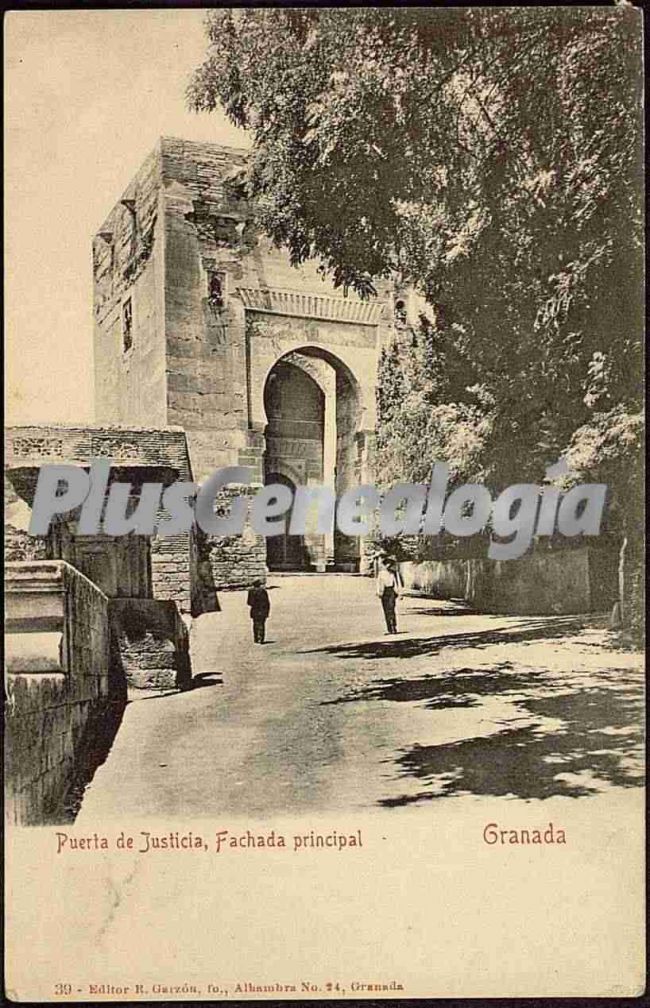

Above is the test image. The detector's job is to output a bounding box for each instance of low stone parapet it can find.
[400,546,615,615]
[5,560,123,826]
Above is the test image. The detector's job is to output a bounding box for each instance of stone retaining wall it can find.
[400,546,615,615]
[5,561,124,826]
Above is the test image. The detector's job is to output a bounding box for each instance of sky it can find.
[5,10,249,424]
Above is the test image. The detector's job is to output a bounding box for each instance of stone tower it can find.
[93,137,394,578]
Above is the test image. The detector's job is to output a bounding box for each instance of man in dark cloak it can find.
[246,579,270,643]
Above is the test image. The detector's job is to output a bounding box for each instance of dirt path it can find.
[75,575,644,821]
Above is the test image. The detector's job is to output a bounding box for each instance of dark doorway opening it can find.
[264,472,309,571]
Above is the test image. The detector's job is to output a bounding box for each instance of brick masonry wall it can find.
[5,424,192,475]
[4,476,49,563]
[5,562,124,826]
[151,532,192,611]
[203,485,267,589]
[109,597,191,691]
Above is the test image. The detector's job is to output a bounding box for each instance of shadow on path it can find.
[302,615,590,661]
[378,682,644,806]
[125,673,224,703]
[191,672,224,689]
[324,662,546,709]
[314,620,644,807]
[60,700,127,823]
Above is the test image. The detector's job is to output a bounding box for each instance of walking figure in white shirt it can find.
[376,556,402,634]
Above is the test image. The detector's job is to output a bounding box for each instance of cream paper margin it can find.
[5,795,645,999]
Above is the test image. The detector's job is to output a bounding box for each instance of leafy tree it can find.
[190,8,643,623]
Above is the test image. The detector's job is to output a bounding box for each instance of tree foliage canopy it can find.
[190,8,643,508]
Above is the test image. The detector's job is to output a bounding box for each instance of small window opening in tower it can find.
[122,297,133,353]
[208,271,225,311]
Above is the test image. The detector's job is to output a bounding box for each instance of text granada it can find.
[351,982,405,991]
[483,822,567,845]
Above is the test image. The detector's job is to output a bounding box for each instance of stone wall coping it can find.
[62,560,110,603]
[5,425,190,472]
[109,596,181,611]
[5,423,187,435]
[5,423,192,489]
[6,461,180,475]
[5,559,109,602]
[5,560,66,594]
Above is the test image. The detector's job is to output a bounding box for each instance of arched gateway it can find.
[262,347,363,571]
[90,137,394,586]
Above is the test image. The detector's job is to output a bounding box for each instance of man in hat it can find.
[246,579,271,643]
[376,556,402,634]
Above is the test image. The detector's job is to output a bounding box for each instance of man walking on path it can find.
[376,556,402,634]
[247,579,270,643]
